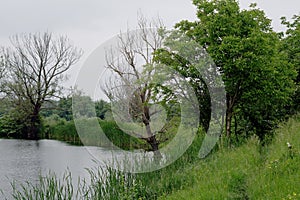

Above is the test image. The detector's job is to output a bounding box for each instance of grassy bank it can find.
[6,116,300,199]
[160,116,300,200]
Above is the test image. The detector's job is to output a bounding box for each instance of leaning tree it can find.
[103,17,165,158]
[0,32,82,139]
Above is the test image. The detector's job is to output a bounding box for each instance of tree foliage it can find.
[175,0,296,140]
[153,33,212,133]
[281,15,300,112]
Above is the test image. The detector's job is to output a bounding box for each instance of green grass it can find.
[8,167,147,200]
[10,172,75,200]
[7,115,300,199]
[160,116,300,200]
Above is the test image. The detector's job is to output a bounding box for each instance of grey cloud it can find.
[0,0,196,37]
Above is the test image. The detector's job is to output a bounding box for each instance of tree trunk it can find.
[198,91,211,133]
[27,106,41,140]
[225,111,232,138]
[141,103,162,161]
[225,94,234,138]
[147,135,162,160]
[234,115,239,142]
[145,124,162,161]
[27,115,39,139]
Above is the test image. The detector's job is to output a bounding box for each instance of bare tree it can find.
[0,55,6,94]
[103,17,165,159]
[1,32,82,139]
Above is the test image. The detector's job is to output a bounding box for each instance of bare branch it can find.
[0,32,82,139]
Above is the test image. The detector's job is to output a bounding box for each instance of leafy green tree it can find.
[175,0,296,140]
[56,97,73,121]
[281,15,300,113]
[153,48,211,132]
[72,94,95,118]
[41,97,74,121]
[0,106,29,138]
[95,99,110,120]
[0,32,82,139]
[41,96,111,121]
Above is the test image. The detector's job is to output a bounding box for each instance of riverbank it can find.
[4,116,300,199]
[42,117,179,150]
[0,118,146,149]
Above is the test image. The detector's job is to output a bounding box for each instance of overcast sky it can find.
[0,0,299,90]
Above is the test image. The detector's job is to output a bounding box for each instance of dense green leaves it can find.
[153,48,211,132]
[281,15,300,113]
[176,0,296,140]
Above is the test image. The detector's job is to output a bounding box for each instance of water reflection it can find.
[0,139,101,198]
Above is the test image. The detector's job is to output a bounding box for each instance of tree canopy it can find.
[281,15,300,113]
[175,0,296,140]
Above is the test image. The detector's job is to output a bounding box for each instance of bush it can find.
[0,112,28,139]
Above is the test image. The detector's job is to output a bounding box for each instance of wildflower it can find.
[287,142,292,149]
[293,192,296,196]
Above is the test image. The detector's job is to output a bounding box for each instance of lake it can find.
[0,139,107,199]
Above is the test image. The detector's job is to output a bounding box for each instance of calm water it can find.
[0,139,106,199]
